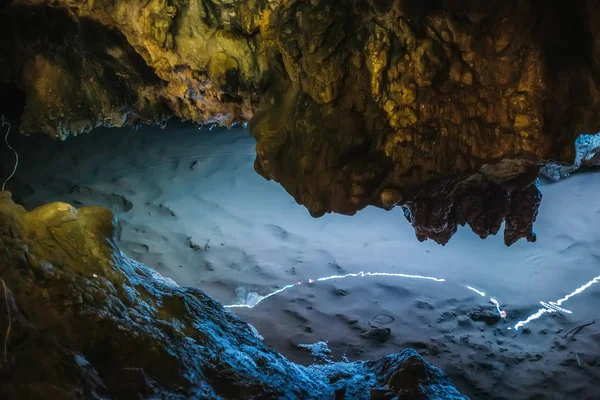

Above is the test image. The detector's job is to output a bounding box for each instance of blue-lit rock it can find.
[0,192,466,399]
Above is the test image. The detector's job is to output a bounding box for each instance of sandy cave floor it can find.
[2,123,600,399]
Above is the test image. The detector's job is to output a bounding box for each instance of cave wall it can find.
[0,191,467,399]
[3,3,600,397]
[3,0,600,244]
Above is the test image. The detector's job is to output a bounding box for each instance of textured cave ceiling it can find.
[2,0,600,245]
[3,1,600,399]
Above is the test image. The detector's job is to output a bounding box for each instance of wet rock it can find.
[0,192,467,399]
[361,326,392,342]
[71,185,133,213]
[468,306,502,325]
[186,236,201,251]
[415,300,434,310]
[385,353,429,392]
[370,388,395,399]
[437,311,457,323]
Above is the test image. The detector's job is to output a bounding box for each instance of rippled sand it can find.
[3,123,599,399]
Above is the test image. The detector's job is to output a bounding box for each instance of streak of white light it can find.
[540,301,572,314]
[466,286,486,297]
[224,271,445,309]
[315,271,446,283]
[512,274,600,330]
[511,308,553,331]
[225,268,599,332]
[490,298,506,318]
[224,284,296,309]
[555,275,600,306]
[468,287,505,317]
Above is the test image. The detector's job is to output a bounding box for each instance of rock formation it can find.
[3,2,600,397]
[0,192,467,399]
[2,1,600,245]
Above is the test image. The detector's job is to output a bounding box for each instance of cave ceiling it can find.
[2,0,600,245]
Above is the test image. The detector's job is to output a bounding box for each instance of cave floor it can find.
[2,124,600,399]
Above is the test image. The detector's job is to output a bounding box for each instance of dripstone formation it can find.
[2,1,600,244]
[2,2,600,398]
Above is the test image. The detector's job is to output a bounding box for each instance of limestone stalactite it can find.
[2,1,600,244]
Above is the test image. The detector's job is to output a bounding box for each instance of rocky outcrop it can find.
[0,192,466,399]
[3,1,600,244]
[248,1,599,245]
[401,159,541,245]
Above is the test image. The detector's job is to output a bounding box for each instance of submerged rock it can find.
[0,192,466,399]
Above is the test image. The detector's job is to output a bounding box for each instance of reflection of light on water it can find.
[511,274,600,330]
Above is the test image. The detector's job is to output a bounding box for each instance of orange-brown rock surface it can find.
[3,0,600,244]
